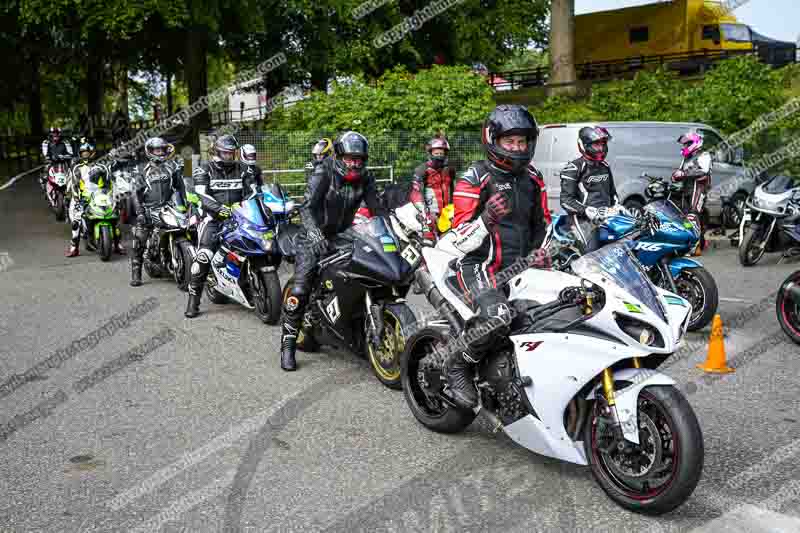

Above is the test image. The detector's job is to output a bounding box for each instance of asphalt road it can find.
[1,170,799,533]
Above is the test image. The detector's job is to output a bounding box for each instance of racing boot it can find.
[444,348,483,409]
[65,244,80,257]
[130,260,142,287]
[279,319,299,371]
[185,287,201,318]
[114,233,127,255]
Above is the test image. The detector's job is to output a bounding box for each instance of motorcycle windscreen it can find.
[237,197,269,230]
[348,217,411,283]
[763,175,797,194]
[572,242,667,322]
[645,200,684,223]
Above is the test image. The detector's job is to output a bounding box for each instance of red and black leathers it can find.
[673,151,712,250]
[452,160,547,287]
[408,162,455,238]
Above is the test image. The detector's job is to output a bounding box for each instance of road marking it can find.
[720,297,754,304]
[690,504,800,532]
[0,165,45,192]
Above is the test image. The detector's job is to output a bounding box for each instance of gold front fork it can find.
[632,357,641,369]
[602,368,616,406]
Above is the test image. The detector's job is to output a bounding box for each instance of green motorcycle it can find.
[83,184,121,262]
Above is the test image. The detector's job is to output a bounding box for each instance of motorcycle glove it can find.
[585,206,599,224]
[480,192,511,230]
[217,205,232,219]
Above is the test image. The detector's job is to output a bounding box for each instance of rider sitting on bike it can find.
[130,137,188,287]
[444,104,550,409]
[185,134,255,318]
[42,127,74,191]
[280,131,384,371]
[672,132,712,256]
[560,126,628,254]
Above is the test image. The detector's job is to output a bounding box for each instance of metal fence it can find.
[199,129,485,199]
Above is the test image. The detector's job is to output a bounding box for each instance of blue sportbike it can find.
[546,199,719,332]
[204,183,296,324]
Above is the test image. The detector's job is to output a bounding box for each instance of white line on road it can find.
[0,165,45,192]
[720,297,755,304]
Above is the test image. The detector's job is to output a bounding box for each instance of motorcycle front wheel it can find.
[584,385,704,515]
[98,225,113,262]
[367,302,416,390]
[738,224,768,266]
[174,240,192,292]
[253,270,282,325]
[776,271,800,345]
[54,192,66,222]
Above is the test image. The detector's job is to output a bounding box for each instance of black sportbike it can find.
[279,217,419,389]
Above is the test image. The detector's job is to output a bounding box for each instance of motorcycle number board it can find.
[401,244,420,266]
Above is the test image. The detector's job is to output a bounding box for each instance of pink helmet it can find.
[678,132,703,158]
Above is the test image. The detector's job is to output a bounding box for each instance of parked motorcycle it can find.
[45,154,72,221]
[204,190,287,324]
[544,181,718,332]
[402,233,703,515]
[279,216,419,389]
[738,174,800,266]
[142,204,198,291]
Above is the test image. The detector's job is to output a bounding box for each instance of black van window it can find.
[630,27,649,43]
[703,25,721,44]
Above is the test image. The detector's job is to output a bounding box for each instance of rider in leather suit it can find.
[130,137,188,287]
[408,135,455,239]
[444,105,550,409]
[560,126,627,253]
[280,131,383,371]
[184,134,255,317]
[672,132,712,254]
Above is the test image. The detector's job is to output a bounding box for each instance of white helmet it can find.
[241,144,257,166]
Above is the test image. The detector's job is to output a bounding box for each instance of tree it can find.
[548,0,576,96]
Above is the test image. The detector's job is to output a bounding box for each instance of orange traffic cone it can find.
[697,314,734,373]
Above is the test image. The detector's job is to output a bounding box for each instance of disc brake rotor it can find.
[604,411,662,479]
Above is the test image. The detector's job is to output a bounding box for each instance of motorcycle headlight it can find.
[615,313,664,348]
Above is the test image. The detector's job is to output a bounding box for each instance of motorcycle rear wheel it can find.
[401,327,476,433]
[585,385,704,515]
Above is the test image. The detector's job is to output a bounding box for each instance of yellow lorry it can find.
[574,0,795,69]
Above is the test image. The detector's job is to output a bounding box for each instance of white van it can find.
[533,121,752,226]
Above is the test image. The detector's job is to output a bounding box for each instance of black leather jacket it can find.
[46,141,72,161]
[560,157,618,218]
[133,161,187,213]
[192,161,255,218]
[300,158,382,237]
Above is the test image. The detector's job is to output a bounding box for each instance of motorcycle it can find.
[82,183,121,262]
[142,204,198,291]
[545,178,719,332]
[204,190,287,324]
[279,215,419,389]
[402,232,704,515]
[46,155,72,221]
[738,174,800,266]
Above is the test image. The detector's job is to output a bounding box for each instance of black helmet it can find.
[578,126,612,162]
[334,131,369,182]
[212,134,239,167]
[482,105,538,173]
[145,137,173,163]
[79,138,96,161]
[312,138,334,161]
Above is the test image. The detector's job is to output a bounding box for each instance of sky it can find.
[575,0,798,44]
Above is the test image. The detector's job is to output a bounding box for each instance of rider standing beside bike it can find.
[444,104,549,409]
[672,132,711,256]
[185,134,253,318]
[130,137,188,287]
[560,126,626,254]
[240,143,265,194]
[408,135,455,239]
[280,131,384,371]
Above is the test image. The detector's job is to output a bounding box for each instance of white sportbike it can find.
[401,225,704,515]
